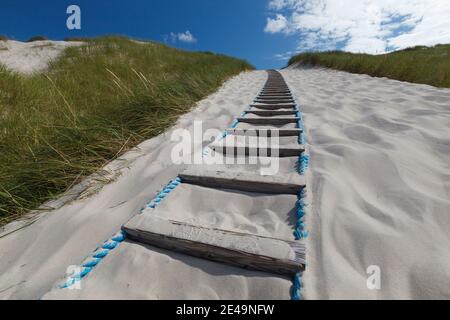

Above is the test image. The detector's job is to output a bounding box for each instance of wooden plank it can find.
[256,95,294,100]
[260,93,291,96]
[237,117,299,125]
[210,141,304,157]
[259,91,292,96]
[255,97,294,100]
[250,104,296,110]
[123,215,305,276]
[258,97,293,100]
[263,86,288,89]
[246,110,297,116]
[261,87,290,92]
[258,94,292,97]
[259,92,292,95]
[226,128,302,137]
[254,100,295,104]
[179,168,305,194]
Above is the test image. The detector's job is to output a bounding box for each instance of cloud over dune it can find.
[265,0,450,55]
[169,30,197,43]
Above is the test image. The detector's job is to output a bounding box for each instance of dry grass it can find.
[0,36,253,224]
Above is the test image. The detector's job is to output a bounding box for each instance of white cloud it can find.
[265,0,450,54]
[169,30,197,43]
[265,14,290,33]
[274,51,297,61]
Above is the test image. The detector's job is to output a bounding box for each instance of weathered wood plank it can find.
[260,89,291,92]
[261,90,289,92]
[255,97,294,101]
[246,110,297,116]
[237,117,299,125]
[254,100,295,104]
[210,141,304,157]
[258,94,293,98]
[123,215,305,276]
[250,104,296,110]
[179,168,305,194]
[226,128,302,137]
[261,87,290,92]
[259,92,292,95]
[263,86,289,89]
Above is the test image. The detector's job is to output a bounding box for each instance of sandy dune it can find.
[282,66,450,299]
[0,40,82,74]
[1,64,449,299]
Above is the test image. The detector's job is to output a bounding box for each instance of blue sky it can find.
[0,0,297,69]
[1,1,449,69]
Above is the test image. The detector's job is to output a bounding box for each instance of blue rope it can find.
[292,273,303,300]
[298,152,310,175]
[144,177,181,210]
[292,95,309,300]
[293,188,309,240]
[60,231,126,289]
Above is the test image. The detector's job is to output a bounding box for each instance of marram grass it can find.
[0,36,253,224]
[288,44,450,88]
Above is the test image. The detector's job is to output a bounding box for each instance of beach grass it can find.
[288,44,450,88]
[0,36,253,224]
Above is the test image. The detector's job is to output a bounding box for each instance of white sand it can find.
[0,40,83,74]
[2,64,449,300]
[282,66,450,299]
[44,241,291,300]
[0,70,274,299]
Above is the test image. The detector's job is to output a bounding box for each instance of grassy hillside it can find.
[288,44,450,88]
[0,36,253,224]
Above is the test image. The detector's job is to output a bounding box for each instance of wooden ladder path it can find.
[123,70,306,277]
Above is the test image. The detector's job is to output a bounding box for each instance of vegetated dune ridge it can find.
[0,40,83,74]
[288,44,450,89]
[0,37,252,225]
[282,66,450,299]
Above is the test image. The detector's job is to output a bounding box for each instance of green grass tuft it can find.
[0,36,253,224]
[288,44,450,88]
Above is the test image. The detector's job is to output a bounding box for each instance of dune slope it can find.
[282,66,450,299]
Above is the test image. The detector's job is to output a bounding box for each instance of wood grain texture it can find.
[226,128,302,137]
[254,99,295,104]
[179,168,305,194]
[246,110,297,116]
[123,215,305,276]
[210,142,304,157]
[237,117,300,125]
[250,104,296,110]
